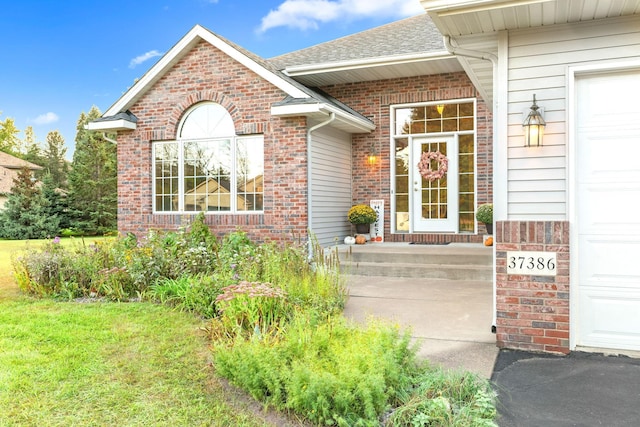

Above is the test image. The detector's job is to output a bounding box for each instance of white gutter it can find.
[442,35,499,333]
[284,51,458,76]
[306,112,336,257]
[443,35,497,63]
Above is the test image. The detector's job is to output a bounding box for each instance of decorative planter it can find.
[484,222,493,235]
[355,223,370,234]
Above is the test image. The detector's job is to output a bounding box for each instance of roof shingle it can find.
[269,14,444,70]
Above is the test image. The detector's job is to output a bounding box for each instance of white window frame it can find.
[152,103,264,214]
[389,98,478,234]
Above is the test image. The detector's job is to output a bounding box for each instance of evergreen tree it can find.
[43,130,68,189]
[0,167,59,239]
[41,172,70,231]
[68,106,117,234]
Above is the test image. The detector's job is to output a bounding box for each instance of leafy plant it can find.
[387,369,497,426]
[147,274,223,318]
[215,281,290,336]
[347,204,377,224]
[475,203,493,224]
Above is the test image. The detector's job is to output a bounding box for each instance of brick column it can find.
[495,220,570,354]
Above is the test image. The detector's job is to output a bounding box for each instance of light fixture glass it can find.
[436,104,445,116]
[523,94,545,147]
[367,143,378,166]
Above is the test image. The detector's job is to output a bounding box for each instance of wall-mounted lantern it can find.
[367,143,378,166]
[523,94,545,147]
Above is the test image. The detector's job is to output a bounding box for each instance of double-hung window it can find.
[153,102,264,213]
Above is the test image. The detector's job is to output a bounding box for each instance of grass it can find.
[0,238,274,427]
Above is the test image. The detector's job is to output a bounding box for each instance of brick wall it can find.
[322,72,493,243]
[117,40,309,243]
[495,220,570,354]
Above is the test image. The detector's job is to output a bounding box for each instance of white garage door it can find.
[575,69,640,352]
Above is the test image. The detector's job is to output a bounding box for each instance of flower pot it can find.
[355,223,370,234]
[484,222,493,235]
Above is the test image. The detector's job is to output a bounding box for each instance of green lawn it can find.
[0,238,273,427]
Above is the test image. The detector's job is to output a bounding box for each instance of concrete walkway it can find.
[343,274,498,378]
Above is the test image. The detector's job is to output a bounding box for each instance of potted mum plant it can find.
[347,204,377,234]
[476,203,493,235]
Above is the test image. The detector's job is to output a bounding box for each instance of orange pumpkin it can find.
[355,235,367,245]
[484,236,493,246]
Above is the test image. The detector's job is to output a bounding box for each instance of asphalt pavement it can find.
[492,350,640,427]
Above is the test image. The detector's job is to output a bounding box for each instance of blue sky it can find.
[1,0,423,158]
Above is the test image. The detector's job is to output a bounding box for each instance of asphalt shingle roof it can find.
[0,151,43,171]
[269,14,444,70]
[213,30,373,125]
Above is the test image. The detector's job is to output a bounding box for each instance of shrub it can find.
[347,204,377,224]
[475,203,493,224]
[387,369,497,426]
[215,281,291,336]
[146,274,224,318]
[213,314,420,426]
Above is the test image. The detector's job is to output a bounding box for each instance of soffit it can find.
[421,0,640,36]
[284,55,464,87]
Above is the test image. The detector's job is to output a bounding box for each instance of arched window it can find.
[153,102,264,213]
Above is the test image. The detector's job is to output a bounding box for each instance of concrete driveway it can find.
[343,274,498,378]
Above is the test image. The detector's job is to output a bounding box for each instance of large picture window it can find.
[153,103,264,213]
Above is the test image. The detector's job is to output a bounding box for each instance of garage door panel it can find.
[578,184,640,234]
[580,236,640,289]
[579,289,640,351]
[577,133,640,183]
[576,69,640,352]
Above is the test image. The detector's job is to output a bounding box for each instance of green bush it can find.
[147,274,224,318]
[387,369,497,426]
[213,314,420,426]
[475,203,493,224]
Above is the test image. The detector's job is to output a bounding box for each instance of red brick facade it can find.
[495,220,570,354]
[117,41,493,245]
[116,41,310,242]
[322,72,493,244]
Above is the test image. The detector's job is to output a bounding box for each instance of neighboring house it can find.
[421,0,640,355]
[88,0,640,356]
[0,151,43,210]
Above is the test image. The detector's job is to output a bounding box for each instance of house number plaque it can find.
[507,251,557,276]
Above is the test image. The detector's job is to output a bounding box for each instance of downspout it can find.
[102,133,118,144]
[306,112,336,259]
[443,35,499,333]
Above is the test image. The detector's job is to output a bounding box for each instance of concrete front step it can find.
[340,261,493,280]
[334,242,493,280]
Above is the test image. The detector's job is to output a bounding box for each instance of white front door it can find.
[575,69,640,352]
[412,136,458,232]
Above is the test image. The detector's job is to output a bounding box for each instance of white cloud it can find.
[129,50,163,68]
[258,0,424,33]
[31,112,59,125]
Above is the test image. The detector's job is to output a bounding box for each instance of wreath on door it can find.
[417,151,449,182]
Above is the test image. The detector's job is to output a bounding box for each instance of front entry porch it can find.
[337,243,497,378]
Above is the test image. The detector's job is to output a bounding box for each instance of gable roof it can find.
[0,151,42,171]
[89,25,375,134]
[268,14,463,87]
[0,153,42,197]
[0,165,17,195]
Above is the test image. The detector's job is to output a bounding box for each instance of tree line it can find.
[0,106,117,239]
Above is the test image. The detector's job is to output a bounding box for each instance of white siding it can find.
[310,126,352,247]
[506,15,640,219]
